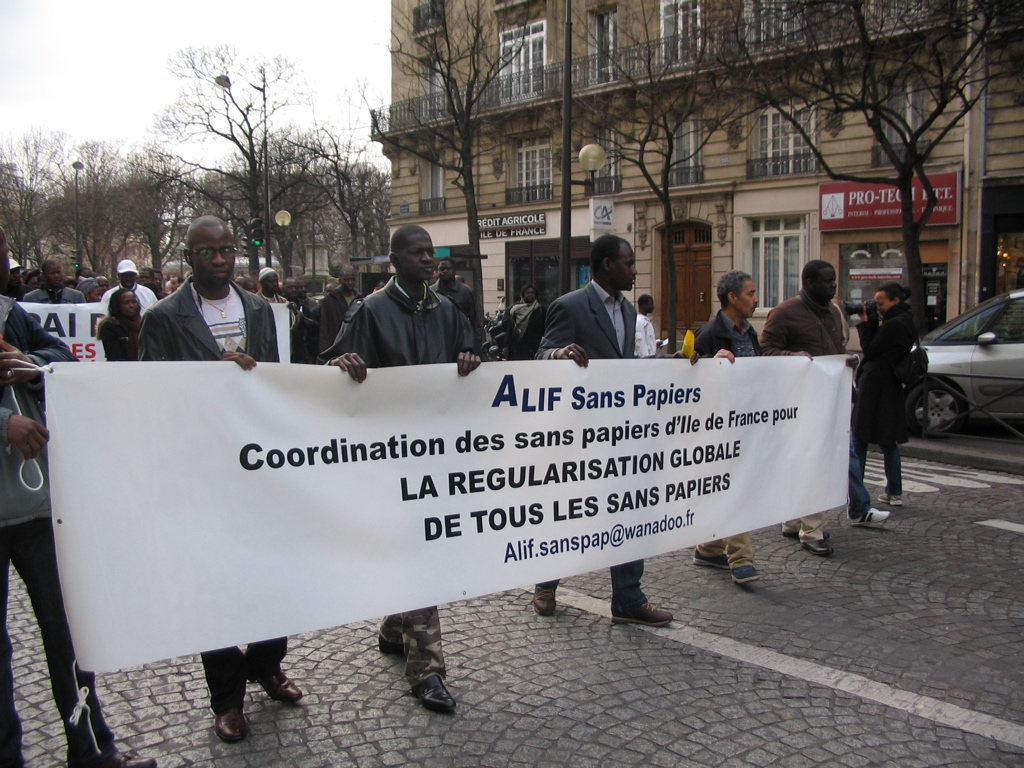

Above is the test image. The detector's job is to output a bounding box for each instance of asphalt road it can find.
[9,453,1024,767]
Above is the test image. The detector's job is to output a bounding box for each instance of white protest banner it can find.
[21,301,291,362]
[45,356,851,671]
[21,302,106,361]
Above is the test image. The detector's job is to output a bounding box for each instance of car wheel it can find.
[905,381,967,436]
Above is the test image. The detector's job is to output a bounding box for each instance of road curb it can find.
[901,437,1024,476]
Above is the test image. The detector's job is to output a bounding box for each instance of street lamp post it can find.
[215,72,273,270]
[559,0,574,296]
[558,4,609,296]
[72,161,84,267]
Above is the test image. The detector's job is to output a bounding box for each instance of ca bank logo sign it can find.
[822,193,845,220]
[590,198,614,233]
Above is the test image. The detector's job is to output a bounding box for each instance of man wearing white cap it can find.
[100,260,158,314]
[257,267,287,303]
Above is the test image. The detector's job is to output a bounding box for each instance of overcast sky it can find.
[0,0,392,152]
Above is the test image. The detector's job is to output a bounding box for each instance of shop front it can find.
[980,183,1024,300]
[819,172,961,330]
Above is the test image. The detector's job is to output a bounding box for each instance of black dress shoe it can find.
[96,752,158,768]
[256,670,303,703]
[802,538,834,556]
[378,636,405,656]
[214,707,248,742]
[411,674,456,713]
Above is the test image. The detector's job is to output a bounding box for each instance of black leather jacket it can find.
[138,279,279,363]
[319,278,474,368]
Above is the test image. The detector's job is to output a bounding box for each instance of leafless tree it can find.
[50,141,133,276]
[153,46,308,273]
[123,149,201,270]
[0,130,66,267]
[718,0,1023,329]
[372,0,532,254]
[577,0,743,348]
[293,125,391,264]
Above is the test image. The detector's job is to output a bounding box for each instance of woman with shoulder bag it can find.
[848,282,917,526]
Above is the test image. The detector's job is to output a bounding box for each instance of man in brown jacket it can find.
[759,260,847,556]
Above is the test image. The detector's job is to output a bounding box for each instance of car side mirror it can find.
[977,331,997,345]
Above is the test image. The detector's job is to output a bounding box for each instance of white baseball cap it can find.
[116,259,138,274]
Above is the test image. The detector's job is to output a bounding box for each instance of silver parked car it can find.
[906,289,1024,435]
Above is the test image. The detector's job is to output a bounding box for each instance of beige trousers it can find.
[697,534,754,568]
[781,512,827,542]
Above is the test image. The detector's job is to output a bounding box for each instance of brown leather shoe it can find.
[96,752,158,768]
[256,670,303,703]
[214,707,247,742]
[611,602,673,627]
[532,586,556,616]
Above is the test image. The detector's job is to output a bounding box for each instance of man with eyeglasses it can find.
[138,216,302,743]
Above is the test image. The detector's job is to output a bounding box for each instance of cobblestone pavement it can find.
[9,455,1024,767]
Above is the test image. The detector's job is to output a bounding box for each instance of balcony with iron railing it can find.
[589,175,622,195]
[372,32,710,136]
[747,152,818,179]
[506,184,552,205]
[669,165,705,187]
[373,3,956,137]
[419,197,446,215]
[872,143,910,167]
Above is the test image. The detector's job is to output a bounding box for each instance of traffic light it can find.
[249,218,265,248]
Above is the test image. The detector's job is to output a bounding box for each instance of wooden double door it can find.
[661,222,713,333]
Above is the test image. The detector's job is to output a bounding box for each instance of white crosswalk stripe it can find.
[864,456,1024,494]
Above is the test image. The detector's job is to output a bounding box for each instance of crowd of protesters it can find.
[1,217,918,766]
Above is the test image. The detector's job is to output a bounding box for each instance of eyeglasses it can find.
[191,246,238,259]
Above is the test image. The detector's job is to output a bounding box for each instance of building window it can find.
[592,127,621,194]
[507,136,552,204]
[873,85,927,166]
[661,0,702,64]
[750,217,804,308]
[420,162,446,214]
[419,61,445,121]
[670,119,704,186]
[414,0,445,33]
[500,21,546,102]
[749,107,816,178]
[589,10,618,83]
[744,0,802,48]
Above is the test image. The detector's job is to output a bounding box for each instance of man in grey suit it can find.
[22,260,85,304]
[531,234,673,627]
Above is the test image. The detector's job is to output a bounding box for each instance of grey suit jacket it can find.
[536,282,636,360]
[22,287,86,304]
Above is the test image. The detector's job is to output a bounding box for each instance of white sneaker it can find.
[877,493,903,506]
[851,508,890,527]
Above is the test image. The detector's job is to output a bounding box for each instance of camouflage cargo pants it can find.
[379,606,446,686]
